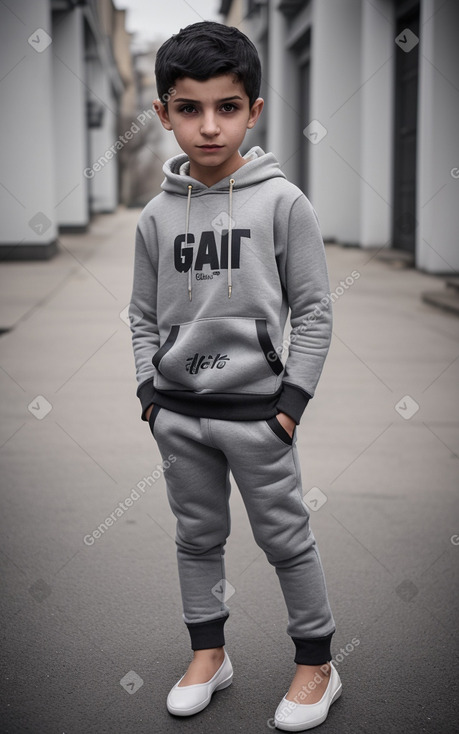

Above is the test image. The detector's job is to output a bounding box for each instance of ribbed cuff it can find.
[186,615,229,650]
[136,377,156,421]
[292,632,334,665]
[276,383,312,424]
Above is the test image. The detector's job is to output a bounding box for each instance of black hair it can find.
[155,21,261,107]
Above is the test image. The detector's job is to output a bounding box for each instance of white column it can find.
[266,0,284,163]
[0,0,57,257]
[52,7,89,229]
[417,0,459,273]
[359,0,394,247]
[309,0,362,243]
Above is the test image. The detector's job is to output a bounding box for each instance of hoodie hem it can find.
[151,388,283,421]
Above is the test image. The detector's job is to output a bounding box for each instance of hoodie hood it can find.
[160,146,286,196]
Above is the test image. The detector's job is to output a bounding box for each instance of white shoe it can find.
[274,662,342,731]
[166,650,233,716]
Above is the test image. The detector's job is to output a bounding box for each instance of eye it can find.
[179,104,196,114]
[221,103,238,112]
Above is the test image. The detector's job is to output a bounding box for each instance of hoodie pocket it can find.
[152,317,283,394]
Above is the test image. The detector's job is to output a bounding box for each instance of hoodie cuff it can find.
[276,383,312,425]
[137,377,156,421]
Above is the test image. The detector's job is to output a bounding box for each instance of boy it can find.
[129,21,341,731]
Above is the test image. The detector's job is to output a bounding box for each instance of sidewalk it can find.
[0,206,458,733]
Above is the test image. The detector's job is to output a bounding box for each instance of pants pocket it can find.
[148,404,162,437]
[265,415,294,446]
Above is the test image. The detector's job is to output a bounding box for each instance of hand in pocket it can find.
[275,412,296,438]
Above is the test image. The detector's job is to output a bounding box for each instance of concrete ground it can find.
[0,206,458,733]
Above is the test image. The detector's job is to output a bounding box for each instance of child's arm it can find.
[129,219,160,421]
[276,194,333,425]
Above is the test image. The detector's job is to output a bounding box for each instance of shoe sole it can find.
[274,681,342,731]
[167,673,233,717]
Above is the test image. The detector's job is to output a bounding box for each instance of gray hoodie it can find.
[129,146,332,424]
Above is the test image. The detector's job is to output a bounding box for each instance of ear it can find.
[153,98,173,131]
[247,97,264,129]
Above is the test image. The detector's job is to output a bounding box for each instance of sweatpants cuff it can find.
[292,632,334,665]
[186,615,229,650]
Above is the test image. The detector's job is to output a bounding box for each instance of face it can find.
[154,74,263,187]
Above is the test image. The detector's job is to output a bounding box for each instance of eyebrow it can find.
[173,96,244,104]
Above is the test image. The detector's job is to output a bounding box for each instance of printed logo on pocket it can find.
[186,353,230,374]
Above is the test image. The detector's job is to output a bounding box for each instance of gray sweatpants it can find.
[149,405,336,665]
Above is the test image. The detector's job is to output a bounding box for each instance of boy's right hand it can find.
[145,404,154,422]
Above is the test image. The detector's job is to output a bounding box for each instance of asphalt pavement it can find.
[0,206,458,733]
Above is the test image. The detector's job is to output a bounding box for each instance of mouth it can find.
[197,145,223,151]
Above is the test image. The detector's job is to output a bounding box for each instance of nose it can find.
[200,111,219,137]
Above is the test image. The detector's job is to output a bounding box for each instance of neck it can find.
[189,152,246,187]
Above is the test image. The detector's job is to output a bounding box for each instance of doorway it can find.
[392,0,420,253]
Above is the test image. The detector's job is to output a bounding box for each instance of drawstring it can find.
[185,184,193,301]
[184,178,235,301]
[228,178,235,298]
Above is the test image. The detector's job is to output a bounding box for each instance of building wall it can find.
[86,55,119,214]
[359,0,394,248]
[0,0,58,258]
[113,9,136,121]
[52,8,89,229]
[0,0,128,259]
[222,0,459,274]
[417,0,459,272]
[224,0,248,34]
[309,0,362,243]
